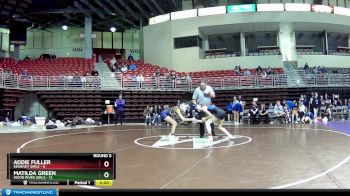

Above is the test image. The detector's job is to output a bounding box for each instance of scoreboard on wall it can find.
[7,153,116,186]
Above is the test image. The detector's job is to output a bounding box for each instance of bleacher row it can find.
[0,57,94,76]
[2,57,284,79]
[35,87,350,121]
[0,89,25,115]
[36,90,185,121]
[109,59,284,78]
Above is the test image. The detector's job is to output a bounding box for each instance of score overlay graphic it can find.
[7,153,116,186]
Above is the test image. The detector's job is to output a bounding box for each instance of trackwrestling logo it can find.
[2,188,57,196]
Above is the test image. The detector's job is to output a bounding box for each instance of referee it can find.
[192,80,216,138]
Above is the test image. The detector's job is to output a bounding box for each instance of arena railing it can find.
[1,72,350,91]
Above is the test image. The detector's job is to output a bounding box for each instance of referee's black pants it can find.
[197,111,215,138]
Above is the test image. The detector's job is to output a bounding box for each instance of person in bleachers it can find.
[304,63,309,70]
[21,69,30,79]
[152,105,162,126]
[267,102,274,113]
[313,66,318,74]
[80,74,87,87]
[129,63,137,71]
[332,69,338,74]
[261,70,267,78]
[234,66,241,75]
[274,101,285,118]
[143,106,151,126]
[91,70,99,76]
[52,54,56,59]
[110,57,117,66]
[320,66,326,74]
[243,69,251,76]
[249,102,259,124]
[256,65,263,74]
[127,53,134,61]
[24,55,30,60]
[291,100,299,123]
[114,94,125,126]
[169,70,176,80]
[266,66,273,75]
[120,63,128,72]
[155,69,161,77]
[185,74,192,82]
[136,74,144,88]
[111,64,118,72]
[259,103,270,124]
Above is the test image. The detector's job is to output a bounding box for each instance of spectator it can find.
[291,100,299,123]
[313,66,318,74]
[129,63,137,71]
[121,64,128,72]
[155,69,161,77]
[310,92,321,120]
[136,74,144,88]
[152,105,162,126]
[274,101,285,117]
[91,70,99,76]
[143,106,151,126]
[304,63,309,70]
[243,69,251,76]
[261,71,267,78]
[256,65,263,73]
[24,55,30,60]
[249,102,259,124]
[110,57,117,66]
[169,70,176,80]
[298,100,306,118]
[127,53,134,61]
[80,75,87,86]
[320,65,326,74]
[332,69,338,74]
[21,69,29,79]
[259,103,270,124]
[234,66,241,75]
[52,54,57,59]
[186,74,192,82]
[267,102,274,113]
[266,66,273,75]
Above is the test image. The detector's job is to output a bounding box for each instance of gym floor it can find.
[1,122,350,189]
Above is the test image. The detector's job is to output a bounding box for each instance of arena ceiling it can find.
[0,0,339,31]
[0,0,182,31]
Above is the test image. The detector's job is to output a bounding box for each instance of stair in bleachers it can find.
[94,62,121,89]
